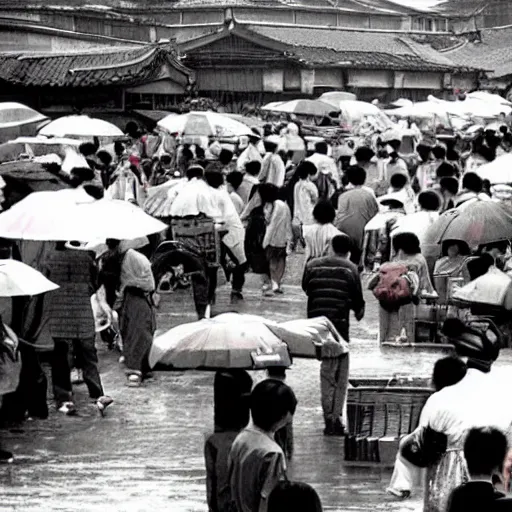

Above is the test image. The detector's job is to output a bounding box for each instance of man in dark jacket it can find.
[302,233,365,341]
[302,234,365,435]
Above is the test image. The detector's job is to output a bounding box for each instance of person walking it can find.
[118,247,156,387]
[43,242,112,415]
[302,234,365,435]
[292,161,318,253]
[260,183,292,296]
[238,161,261,205]
[334,166,379,267]
[259,137,286,188]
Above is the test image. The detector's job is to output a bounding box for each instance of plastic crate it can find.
[170,216,221,267]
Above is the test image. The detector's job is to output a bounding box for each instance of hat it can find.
[379,192,405,208]
[265,134,281,145]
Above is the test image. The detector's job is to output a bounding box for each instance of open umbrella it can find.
[148,313,292,370]
[0,259,58,296]
[39,115,123,139]
[429,201,512,249]
[475,153,512,185]
[0,188,166,241]
[158,112,253,139]
[261,99,336,117]
[0,103,49,143]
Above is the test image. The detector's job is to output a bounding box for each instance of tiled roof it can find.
[0,44,190,88]
[445,26,512,78]
[245,24,475,71]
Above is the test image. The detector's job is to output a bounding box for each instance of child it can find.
[268,481,323,512]
[228,379,297,512]
[447,427,512,511]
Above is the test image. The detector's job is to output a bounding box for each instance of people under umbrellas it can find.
[42,242,113,415]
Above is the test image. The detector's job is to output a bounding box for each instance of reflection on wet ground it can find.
[1,254,511,511]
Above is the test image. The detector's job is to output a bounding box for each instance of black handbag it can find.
[400,425,447,468]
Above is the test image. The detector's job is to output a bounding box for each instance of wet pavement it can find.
[1,253,512,512]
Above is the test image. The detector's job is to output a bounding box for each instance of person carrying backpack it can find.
[368,232,435,344]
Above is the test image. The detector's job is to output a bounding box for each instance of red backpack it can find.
[372,262,413,312]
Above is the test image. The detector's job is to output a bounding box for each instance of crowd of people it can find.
[3,113,512,511]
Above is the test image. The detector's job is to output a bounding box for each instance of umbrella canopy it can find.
[318,91,357,105]
[39,115,123,139]
[429,201,512,249]
[143,179,185,218]
[475,153,512,185]
[468,91,512,107]
[261,99,336,117]
[158,111,253,138]
[0,188,167,241]
[149,313,292,370]
[0,103,48,129]
[0,259,58,296]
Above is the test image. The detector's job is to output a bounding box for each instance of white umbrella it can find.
[158,111,253,138]
[0,259,58,296]
[39,115,123,139]
[318,91,357,105]
[148,312,292,370]
[261,99,336,116]
[467,91,512,107]
[0,188,166,241]
[475,153,512,184]
[0,103,48,129]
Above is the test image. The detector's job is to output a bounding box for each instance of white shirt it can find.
[169,178,221,220]
[306,153,340,187]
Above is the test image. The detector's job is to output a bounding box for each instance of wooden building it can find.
[0,42,192,117]
[179,20,480,109]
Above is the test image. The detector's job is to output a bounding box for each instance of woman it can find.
[433,240,471,306]
[370,232,434,344]
[118,246,156,387]
[260,183,292,296]
[303,201,344,262]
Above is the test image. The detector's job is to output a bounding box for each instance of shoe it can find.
[58,402,77,416]
[96,396,114,417]
[0,449,13,464]
[230,291,244,304]
[70,368,84,385]
[263,290,274,297]
[274,287,284,295]
[386,488,411,499]
[127,374,142,387]
[143,372,154,381]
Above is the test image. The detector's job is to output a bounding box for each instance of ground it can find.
[1,253,510,512]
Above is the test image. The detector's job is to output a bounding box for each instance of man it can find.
[302,234,365,435]
[206,149,236,175]
[43,242,112,416]
[306,141,341,194]
[454,172,491,210]
[354,146,380,195]
[438,176,459,212]
[237,133,263,172]
[292,161,318,251]
[228,380,297,512]
[259,137,285,188]
[448,427,512,512]
[334,166,379,267]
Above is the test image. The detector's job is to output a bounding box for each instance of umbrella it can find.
[261,99,336,117]
[158,112,253,138]
[0,259,58,296]
[148,313,292,370]
[318,91,357,105]
[429,201,512,249]
[39,115,123,139]
[0,188,167,241]
[0,103,49,143]
[475,153,512,184]
[143,179,185,218]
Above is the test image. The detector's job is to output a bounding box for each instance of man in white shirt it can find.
[259,137,285,188]
[306,141,341,188]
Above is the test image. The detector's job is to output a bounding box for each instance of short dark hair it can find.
[436,162,457,178]
[79,142,97,157]
[245,160,261,176]
[205,170,224,189]
[346,166,367,186]
[296,161,317,180]
[264,140,278,153]
[160,154,172,166]
[268,481,323,512]
[440,176,459,196]
[354,146,375,163]
[250,380,297,431]
[259,183,280,204]
[392,232,421,255]
[186,165,204,180]
[195,146,205,160]
[441,239,470,257]
[482,240,509,254]
[418,190,440,211]
[432,145,447,160]
[182,147,194,161]
[226,171,244,190]
[332,234,351,255]
[390,173,407,190]
[464,427,508,476]
[219,149,234,166]
[432,356,467,392]
[313,200,336,225]
[96,150,112,166]
[462,172,483,193]
[467,253,494,281]
[315,141,328,155]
